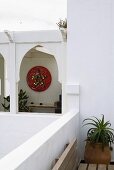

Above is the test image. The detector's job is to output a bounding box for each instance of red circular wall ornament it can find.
[26,66,52,92]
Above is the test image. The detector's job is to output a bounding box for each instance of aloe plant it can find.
[83,115,114,148]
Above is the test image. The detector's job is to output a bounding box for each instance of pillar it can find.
[9,43,17,114]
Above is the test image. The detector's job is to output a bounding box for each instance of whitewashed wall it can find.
[0,113,58,159]
[19,51,61,105]
[16,112,79,170]
[0,111,79,170]
[68,0,114,160]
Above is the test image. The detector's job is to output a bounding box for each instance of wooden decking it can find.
[52,139,78,170]
[78,163,114,170]
[51,139,114,170]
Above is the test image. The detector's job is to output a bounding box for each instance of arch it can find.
[0,53,10,112]
[16,43,62,83]
[18,46,62,113]
[19,45,59,81]
[0,45,10,82]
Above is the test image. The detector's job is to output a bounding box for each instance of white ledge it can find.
[0,30,62,44]
[0,110,79,170]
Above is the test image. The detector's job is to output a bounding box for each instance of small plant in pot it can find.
[57,18,67,41]
[83,114,114,165]
[57,18,67,29]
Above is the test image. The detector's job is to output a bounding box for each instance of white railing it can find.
[0,110,79,170]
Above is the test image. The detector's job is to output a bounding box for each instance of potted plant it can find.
[57,18,67,41]
[83,114,114,164]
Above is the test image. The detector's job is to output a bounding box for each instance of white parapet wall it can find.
[0,112,58,159]
[0,111,79,170]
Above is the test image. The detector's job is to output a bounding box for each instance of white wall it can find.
[19,51,61,106]
[68,0,114,160]
[0,111,79,170]
[0,56,4,111]
[0,113,58,159]
[16,112,79,170]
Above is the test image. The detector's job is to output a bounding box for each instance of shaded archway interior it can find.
[0,54,4,111]
[18,46,62,113]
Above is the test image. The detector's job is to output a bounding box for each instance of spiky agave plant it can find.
[83,115,114,149]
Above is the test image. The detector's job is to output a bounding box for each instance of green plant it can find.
[83,115,114,148]
[18,89,30,112]
[2,89,30,112]
[2,96,10,111]
[57,18,67,29]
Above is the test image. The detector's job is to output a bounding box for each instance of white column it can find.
[9,43,17,114]
[62,41,67,113]
[4,61,10,97]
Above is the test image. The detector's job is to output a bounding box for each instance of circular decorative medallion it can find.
[27,66,52,92]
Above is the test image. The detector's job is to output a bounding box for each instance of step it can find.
[78,163,114,170]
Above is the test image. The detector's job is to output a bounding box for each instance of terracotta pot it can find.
[84,141,111,164]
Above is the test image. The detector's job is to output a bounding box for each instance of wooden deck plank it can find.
[78,164,88,170]
[108,165,114,170]
[88,164,97,170]
[65,148,77,170]
[97,164,107,170]
[78,163,114,170]
[52,139,77,170]
[58,140,77,170]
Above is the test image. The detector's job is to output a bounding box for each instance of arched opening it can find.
[18,46,62,113]
[0,53,10,112]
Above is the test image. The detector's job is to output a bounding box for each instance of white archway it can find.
[0,53,10,112]
[16,43,62,83]
[18,46,62,113]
